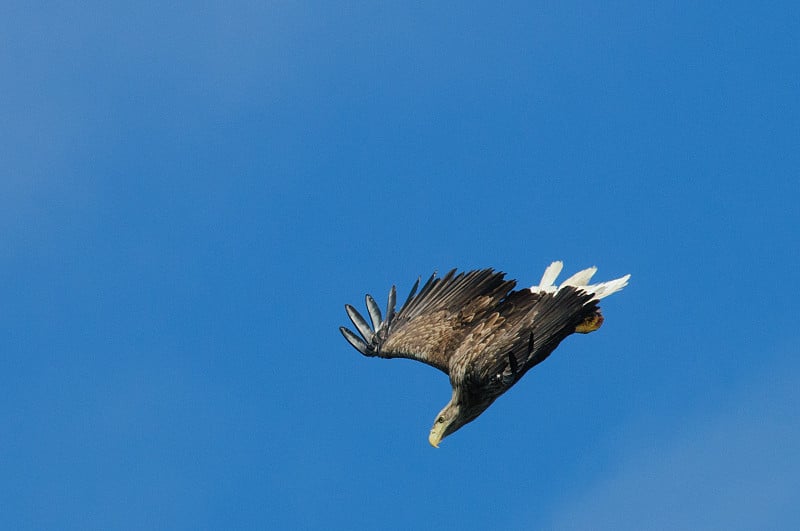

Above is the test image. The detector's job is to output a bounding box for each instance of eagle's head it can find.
[428,390,495,448]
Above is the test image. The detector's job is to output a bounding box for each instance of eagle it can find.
[339,261,630,447]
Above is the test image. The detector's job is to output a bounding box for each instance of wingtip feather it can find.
[345,304,374,341]
[365,294,382,330]
[385,285,397,324]
[339,326,369,355]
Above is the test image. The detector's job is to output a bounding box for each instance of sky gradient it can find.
[2,2,799,529]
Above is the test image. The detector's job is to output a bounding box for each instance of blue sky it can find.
[2,2,799,529]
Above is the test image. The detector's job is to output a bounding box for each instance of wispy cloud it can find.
[540,353,800,530]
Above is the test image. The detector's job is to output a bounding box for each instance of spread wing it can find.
[458,286,598,389]
[339,269,515,374]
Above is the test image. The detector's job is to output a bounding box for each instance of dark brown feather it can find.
[465,286,597,388]
[342,269,515,374]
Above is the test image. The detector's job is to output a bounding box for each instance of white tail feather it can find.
[536,261,563,292]
[562,266,597,287]
[530,261,630,302]
[585,274,631,300]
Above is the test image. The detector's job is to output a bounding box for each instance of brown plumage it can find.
[339,262,630,447]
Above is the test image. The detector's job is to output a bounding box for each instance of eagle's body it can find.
[339,261,630,447]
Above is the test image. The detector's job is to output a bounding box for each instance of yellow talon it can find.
[575,313,604,334]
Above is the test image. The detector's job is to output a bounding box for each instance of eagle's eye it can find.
[436,416,445,424]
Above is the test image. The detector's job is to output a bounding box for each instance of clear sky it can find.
[2,2,799,530]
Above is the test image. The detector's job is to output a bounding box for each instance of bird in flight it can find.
[340,261,630,447]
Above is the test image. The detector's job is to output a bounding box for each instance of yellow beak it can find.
[428,426,444,448]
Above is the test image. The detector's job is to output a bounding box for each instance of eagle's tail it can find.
[531,261,630,299]
[531,261,630,333]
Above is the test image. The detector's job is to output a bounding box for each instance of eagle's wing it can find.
[453,287,596,391]
[340,269,515,374]
[460,267,630,388]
